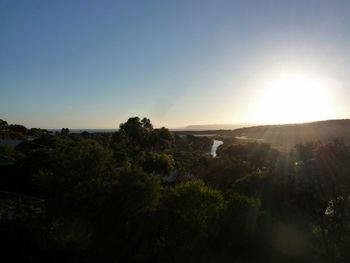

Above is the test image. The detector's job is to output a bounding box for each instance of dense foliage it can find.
[1,117,350,262]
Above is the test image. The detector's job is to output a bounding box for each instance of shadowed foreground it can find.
[1,117,350,263]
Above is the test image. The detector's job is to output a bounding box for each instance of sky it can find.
[1,0,350,129]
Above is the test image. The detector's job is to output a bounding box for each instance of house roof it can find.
[0,139,22,148]
[0,154,15,166]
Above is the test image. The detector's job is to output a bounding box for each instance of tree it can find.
[158,180,224,261]
[200,157,249,190]
[149,127,173,150]
[219,142,279,171]
[0,119,8,130]
[232,172,272,198]
[9,124,27,135]
[60,128,70,136]
[93,169,161,262]
[140,151,175,176]
[216,192,261,259]
[119,117,150,145]
[322,196,350,262]
[34,138,116,215]
[28,128,49,137]
[141,117,153,131]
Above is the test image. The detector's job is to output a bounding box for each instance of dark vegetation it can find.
[1,117,350,262]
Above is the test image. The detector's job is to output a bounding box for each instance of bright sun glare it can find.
[252,73,334,124]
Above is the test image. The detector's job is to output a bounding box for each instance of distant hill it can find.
[173,119,350,152]
[180,123,251,131]
[229,119,350,151]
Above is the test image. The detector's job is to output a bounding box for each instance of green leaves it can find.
[140,151,175,176]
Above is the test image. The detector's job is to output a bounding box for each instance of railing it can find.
[0,191,45,209]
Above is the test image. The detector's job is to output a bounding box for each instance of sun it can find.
[251,72,334,124]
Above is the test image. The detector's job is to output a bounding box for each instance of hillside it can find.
[180,124,249,131]
[173,119,350,151]
[230,119,350,151]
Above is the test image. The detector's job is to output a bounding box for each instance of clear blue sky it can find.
[1,0,350,128]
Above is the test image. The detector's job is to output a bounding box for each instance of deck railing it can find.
[0,191,45,209]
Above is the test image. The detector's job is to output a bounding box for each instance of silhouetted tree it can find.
[0,119,8,130]
[9,124,27,135]
[60,128,70,136]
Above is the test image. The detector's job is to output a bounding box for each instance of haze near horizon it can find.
[1,0,350,128]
